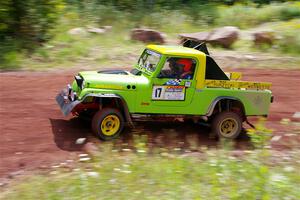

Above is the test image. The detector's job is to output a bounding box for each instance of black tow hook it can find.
[271,95,274,103]
[246,119,255,129]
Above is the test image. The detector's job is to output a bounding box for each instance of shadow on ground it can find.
[115,121,251,151]
[50,118,90,151]
[50,118,251,152]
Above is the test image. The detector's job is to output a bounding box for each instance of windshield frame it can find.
[135,49,162,76]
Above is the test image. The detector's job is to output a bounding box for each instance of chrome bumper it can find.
[56,86,81,116]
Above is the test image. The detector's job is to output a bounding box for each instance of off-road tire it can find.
[212,111,242,139]
[92,108,124,140]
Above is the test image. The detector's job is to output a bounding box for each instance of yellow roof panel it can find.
[146,45,205,57]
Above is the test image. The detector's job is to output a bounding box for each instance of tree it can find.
[0,0,64,49]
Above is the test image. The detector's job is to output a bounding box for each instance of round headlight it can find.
[81,80,85,89]
[70,91,77,101]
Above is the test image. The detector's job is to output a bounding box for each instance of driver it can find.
[177,58,194,80]
[168,58,182,78]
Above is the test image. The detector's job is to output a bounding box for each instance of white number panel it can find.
[152,86,185,101]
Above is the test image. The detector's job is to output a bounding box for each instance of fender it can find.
[56,91,133,126]
[81,93,133,127]
[205,96,245,117]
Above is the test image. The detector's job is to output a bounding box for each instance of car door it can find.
[149,56,198,109]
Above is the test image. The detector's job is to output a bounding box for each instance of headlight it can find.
[74,75,84,89]
[70,91,77,101]
[81,80,85,89]
[67,84,77,101]
[67,84,72,95]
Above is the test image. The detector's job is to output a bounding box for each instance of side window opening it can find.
[158,57,196,80]
[205,56,229,80]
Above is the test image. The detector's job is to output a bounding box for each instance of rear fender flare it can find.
[206,96,245,117]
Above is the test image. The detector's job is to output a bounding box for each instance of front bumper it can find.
[56,87,81,116]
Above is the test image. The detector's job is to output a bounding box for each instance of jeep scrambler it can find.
[56,43,273,140]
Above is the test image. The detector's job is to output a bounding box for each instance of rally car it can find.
[56,43,273,140]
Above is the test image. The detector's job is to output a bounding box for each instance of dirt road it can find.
[0,68,299,178]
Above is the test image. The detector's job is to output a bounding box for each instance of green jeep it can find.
[56,43,273,140]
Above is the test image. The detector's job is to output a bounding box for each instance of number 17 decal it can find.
[152,86,164,100]
[152,85,185,101]
[155,87,162,98]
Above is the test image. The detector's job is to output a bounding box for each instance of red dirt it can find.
[0,68,299,178]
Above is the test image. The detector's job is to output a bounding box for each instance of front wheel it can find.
[92,108,124,140]
[212,111,242,139]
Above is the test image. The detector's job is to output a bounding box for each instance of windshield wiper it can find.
[130,68,142,76]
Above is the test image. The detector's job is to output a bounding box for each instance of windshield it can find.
[136,49,161,74]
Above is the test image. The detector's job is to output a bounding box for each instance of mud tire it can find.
[212,111,242,139]
[92,108,124,140]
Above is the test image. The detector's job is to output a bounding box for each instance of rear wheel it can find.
[212,111,242,139]
[92,108,124,140]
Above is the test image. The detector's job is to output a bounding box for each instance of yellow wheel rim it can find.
[219,118,238,137]
[101,115,120,136]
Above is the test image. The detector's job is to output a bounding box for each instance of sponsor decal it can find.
[93,84,124,90]
[185,81,191,87]
[152,85,185,101]
[205,80,271,90]
[164,79,182,86]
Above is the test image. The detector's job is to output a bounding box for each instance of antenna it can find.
[181,39,210,55]
[181,39,189,46]
[194,42,210,55]
[193,42,205,49]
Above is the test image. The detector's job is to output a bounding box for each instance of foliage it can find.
[279,2,300,21]
[1,140,300,200]
[0,0,64,69]
[0,40,22,70]
[216,2,300,28]
[247,118,273,149]
[1,1,300,69]
[275,20,300,55]
[0,0,64,45]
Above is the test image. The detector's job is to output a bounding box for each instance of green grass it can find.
[1,142,300,200]
[14,11,149,71]
[9,18,300,71]
[216,2,300,28]
[1,2,300,70]
[1,122,300,199]
[273,20,300,55]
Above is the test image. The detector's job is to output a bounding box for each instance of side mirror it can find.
[157,73,164,78]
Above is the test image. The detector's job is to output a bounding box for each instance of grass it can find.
[1,2,300,70]
[13,11,151,71]
[1,143,300,200]
[19,15,144,70]
[216,2,300,28]
[1,117,300,199]
[8,19,300,71]
[273,20,300,55]
[231,19,300,56]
